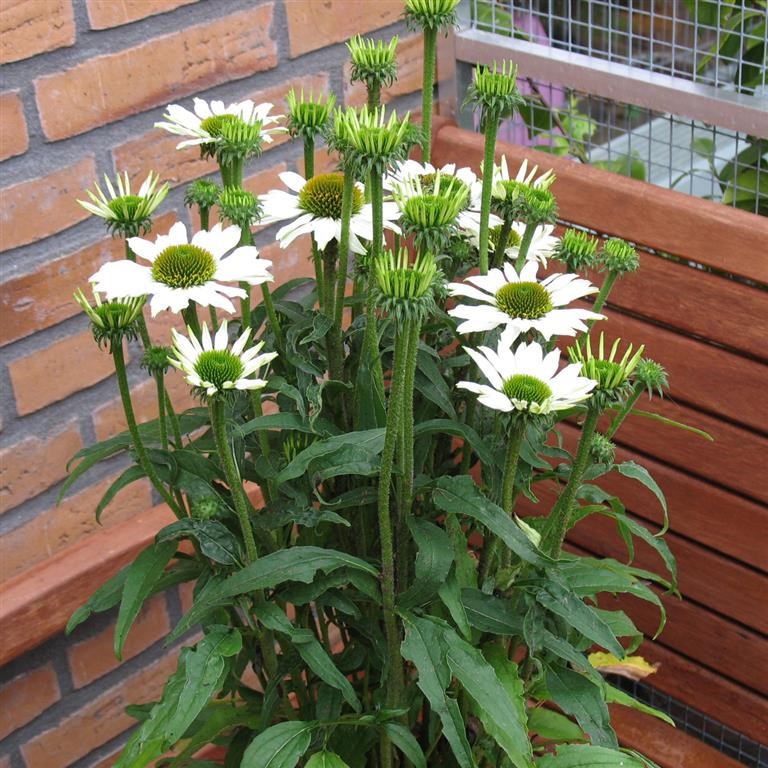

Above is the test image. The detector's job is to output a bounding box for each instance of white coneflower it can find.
[259,171,400,253]
[77,171,168,237]
[155,98,284,150]
[458,337,596,414]
[491,155,555,194]
[170,320,277,398]
[89,221,273,316]
[448,260,603,340]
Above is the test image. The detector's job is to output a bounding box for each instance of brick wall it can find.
[0,1,422,765]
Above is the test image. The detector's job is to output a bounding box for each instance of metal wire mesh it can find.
[613,677,768,767]
[466,0,768,215]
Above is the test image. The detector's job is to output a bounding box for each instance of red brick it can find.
[344,32,424,107]
[112,73,329,189]
[9,331,122,416]
[92,366,196,442]
[0,91,28,161]
[0,211,176,348]
[68,595,170,688]
[0,474,152,583]
[0,156,96,252]
[0,664,60,740]
[0,421,82,514]
[0,0,75,63]
[189,162,287,232]
[262,237,313,288]
[86,0,197,29]
[285,0,403,57]
[34,5,277,142]
[22,650,180,768]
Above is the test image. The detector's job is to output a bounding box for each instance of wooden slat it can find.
[432,124,768,283]
[610,705,746,768]
[601,250,768,361]
[638,640,768,745]
[0,504,175,666]
[594,305,767,432]
[605,397,768,504]
[600,588,768,696]
[519,481,767,633]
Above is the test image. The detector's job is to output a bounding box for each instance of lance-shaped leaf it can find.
[257,603,361,712]
[460,588,523,635]
[615,461,668,534]
[381,723,427,768]
[535,744,647,767]
[433,476,547,566]
[398,518,454,609]
[115,540,178,659]
[115,627,242,768]
[400,613,474,768]
[169,547,376,641]
[545,663,617,748]
[241,720,316,768]
[156,519,243,566]
[66,565,129,634]
[305,752,350,768]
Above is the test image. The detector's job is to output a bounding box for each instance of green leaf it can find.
[95,465,146,522]
[545,664,616,748]
[241,721,316,768]
[398,518,454,609]
[536,581,624,657]
[400,613,475,768]
[169,547,376,641]
[116,627,241,768]
[305,752,350,768]
[414,349,456,418]
[604,683,675,727]
[438,570,472,639]
[276,429,385,484]
[527,707,585,743]
[535,744,647,767]
[615,461,668,534]
[354,347,386,429]
[433,476,547,566]
[257,603,361,712]
[443,620,533,768]
[414,420,495,468]
[115,540,177,659]
[461,589,523,635]
[381,723,427,768]
[66,565,129,634]
[235,412,319,438]
[691,137,715,159]
[156,519,242,566]
[482,644,530,748]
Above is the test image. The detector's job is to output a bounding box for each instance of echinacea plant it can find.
[64,6,693,768]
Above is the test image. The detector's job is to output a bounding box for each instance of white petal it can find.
[279,171,307,193]
[214,321,229,350]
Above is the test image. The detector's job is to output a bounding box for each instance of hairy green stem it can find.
[605,384,643,440]
[377,327,408,713]
[477,115,500,275]
[112,343,181,516]
[181,303,201,338]
[363,172,384,362]
[367,81,382,109]
[154,373,168,451]
[492,216,513,270]
[591,271,618,318]
[421,27,438,164]
[209,398,258,563]
[514,220,538,273]
[303,135,315,180]
[540,407,601,557]
[332,172,357,370]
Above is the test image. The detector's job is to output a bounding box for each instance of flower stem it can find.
[181,303,201,338]
[540,407,601,557]
[367,81,382,110]
[154,372,168,451]
[209,397,259,564]
[303,135,315,180]
[605,384,643,440]
[377,326,408,714]
[514,220,538,273]
[477,115,500,275]
[363,171,384,371]
[112,342,181,517]
[492,216,513,270]
[590,271,618,318]
[421,27,438,164]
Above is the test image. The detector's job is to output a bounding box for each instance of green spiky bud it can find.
[554,228,600,272]
[404,0,460,31]
[329,105,421,175]
[286,89,336,140]
[601,237,640,274]
[634,358,669,398]
[190,496,222,520]
[464,61,524,129]
[141,345,172,376]
[590,433,616,465]
[347,36,399,91]
[492,179,558,225]
[569,332,644,409]
[374,247,442,323]
[74,288,145,352]
[184,179,221,212]
[215,118,264,165]
[218,186,262,231]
